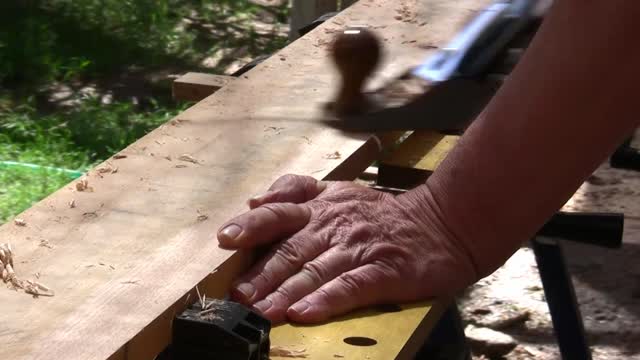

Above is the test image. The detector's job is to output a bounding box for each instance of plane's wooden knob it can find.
[330,27,381,116]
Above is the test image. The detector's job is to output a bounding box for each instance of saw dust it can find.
[1,243,54,298]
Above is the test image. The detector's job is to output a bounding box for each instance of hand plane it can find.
[324,0,547,133]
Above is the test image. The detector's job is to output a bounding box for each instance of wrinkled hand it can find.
[217,174,477,324]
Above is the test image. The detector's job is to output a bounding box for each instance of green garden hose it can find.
[0,161,84,179]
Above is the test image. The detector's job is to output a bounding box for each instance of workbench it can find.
[4,0,639,359]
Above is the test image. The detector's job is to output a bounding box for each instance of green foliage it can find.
[0,0,289,224]
[0,96,185,223]
[0,0,288,88]
[0,165,77,223]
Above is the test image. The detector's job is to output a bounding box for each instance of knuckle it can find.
[314,287,334,305]
[301,261,327,284]
[272,286,294,301]
[274,241,303,267]
[274,174,306,191]
[363,245,411,271]
[338,272,367,295]
[252,271,275,291]
[260,203,289,219]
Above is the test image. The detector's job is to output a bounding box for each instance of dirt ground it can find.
[461,137,640,359]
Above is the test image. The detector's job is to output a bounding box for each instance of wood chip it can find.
[97,166,115,174]
[178,154,200,164]
[270,346,308,358]
[39,239,54,249]
[174,164,188,168]
[197,214,209,222]
[75,178,93,192]
[196,286,205,310]
[69,199,76,208]
[14,218,27,227]
[324,151,342,160]
[113,154,127,159]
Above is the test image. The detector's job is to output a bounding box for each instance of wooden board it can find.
[0,1,490,359]
[172,72,235,102]
[271,300,445,360]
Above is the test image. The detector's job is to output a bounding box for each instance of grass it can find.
[0,0,289,224]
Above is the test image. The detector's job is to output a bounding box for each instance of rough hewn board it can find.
[172,72,235,102]
[0,1,490,359]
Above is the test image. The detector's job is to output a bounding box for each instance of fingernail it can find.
[253,299,273,314]
[290,301,310,315]
[219,224,242,243]
[234,283,256,301]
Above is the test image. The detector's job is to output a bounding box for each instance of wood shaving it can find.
[97,165,116,174]
[113,154,127,159]
[69,199,76,208]
[1,243,54,297]
[196,286,205,310]
[75,178,93,192]
[14,218,27,227]
[178,154,200,164]
[39,239,54,249]
[170,118,190,126]
[270,346,308,358]
[324,151,342,160]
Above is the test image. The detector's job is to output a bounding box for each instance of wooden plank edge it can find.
[172,73,236,102]
[395,299,449,360]
[106,131,406,360]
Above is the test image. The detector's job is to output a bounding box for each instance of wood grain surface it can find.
[0,1,490,359]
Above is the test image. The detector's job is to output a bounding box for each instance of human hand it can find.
[217,174,478,324]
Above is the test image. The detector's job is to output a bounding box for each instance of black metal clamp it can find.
[157,298,271,360]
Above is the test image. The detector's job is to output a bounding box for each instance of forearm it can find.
[418,0,640,277]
